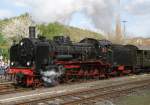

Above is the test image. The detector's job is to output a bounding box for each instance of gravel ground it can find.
[0,74,150,105]
[113,88,150,105]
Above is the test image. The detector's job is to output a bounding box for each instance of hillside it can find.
[37,23,104,42]
[0,13,104,43]
[0,13,32,40]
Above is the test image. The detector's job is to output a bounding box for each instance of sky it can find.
[0,0,150,38]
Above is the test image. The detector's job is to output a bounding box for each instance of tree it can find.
[37,22,65,39]
[0,33,9,60]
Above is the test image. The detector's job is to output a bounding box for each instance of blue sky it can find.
[0,0,28,17]
[120,0,150,37]
[0,0,150,38]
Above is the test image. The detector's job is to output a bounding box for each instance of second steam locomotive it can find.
[8,27,150,87]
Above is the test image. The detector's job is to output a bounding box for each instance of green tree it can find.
[37,22,65,39]
[0,33,9,60]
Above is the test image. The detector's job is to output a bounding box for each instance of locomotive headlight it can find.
[27,61,31,66]
[11,62,14,66]
[20,42,24,46]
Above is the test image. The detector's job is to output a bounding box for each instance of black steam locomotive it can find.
[9,27,150,87]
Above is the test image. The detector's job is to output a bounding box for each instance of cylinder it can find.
[29,26,36,38]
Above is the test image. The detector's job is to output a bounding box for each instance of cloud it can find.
[123,0,150,37]
[125,0,150,16]
[82,0,117,32]
[12,0,118,33]
[5,0,149,37]
[12,0,81,23]
[0,9,14,19]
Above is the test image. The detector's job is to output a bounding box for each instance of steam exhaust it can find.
[41,65,64,87]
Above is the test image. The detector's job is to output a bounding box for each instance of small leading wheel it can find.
[16,73,25,87]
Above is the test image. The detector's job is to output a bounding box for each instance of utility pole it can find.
[121,20,128,37]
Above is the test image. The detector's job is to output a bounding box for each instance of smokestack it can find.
[116,15,122,40]
[115,0,123,44]
[29,26,36,38]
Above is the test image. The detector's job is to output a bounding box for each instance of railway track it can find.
[0,82,31,95]
[16,78,150,105]
[0,82,14,90]
[0,79,107,96]
[0,77,114,96]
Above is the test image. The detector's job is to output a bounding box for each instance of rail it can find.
[16,78,150,105]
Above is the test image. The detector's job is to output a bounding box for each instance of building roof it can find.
[135,45,150,51]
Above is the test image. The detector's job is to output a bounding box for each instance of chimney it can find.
[29,26,36,38]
